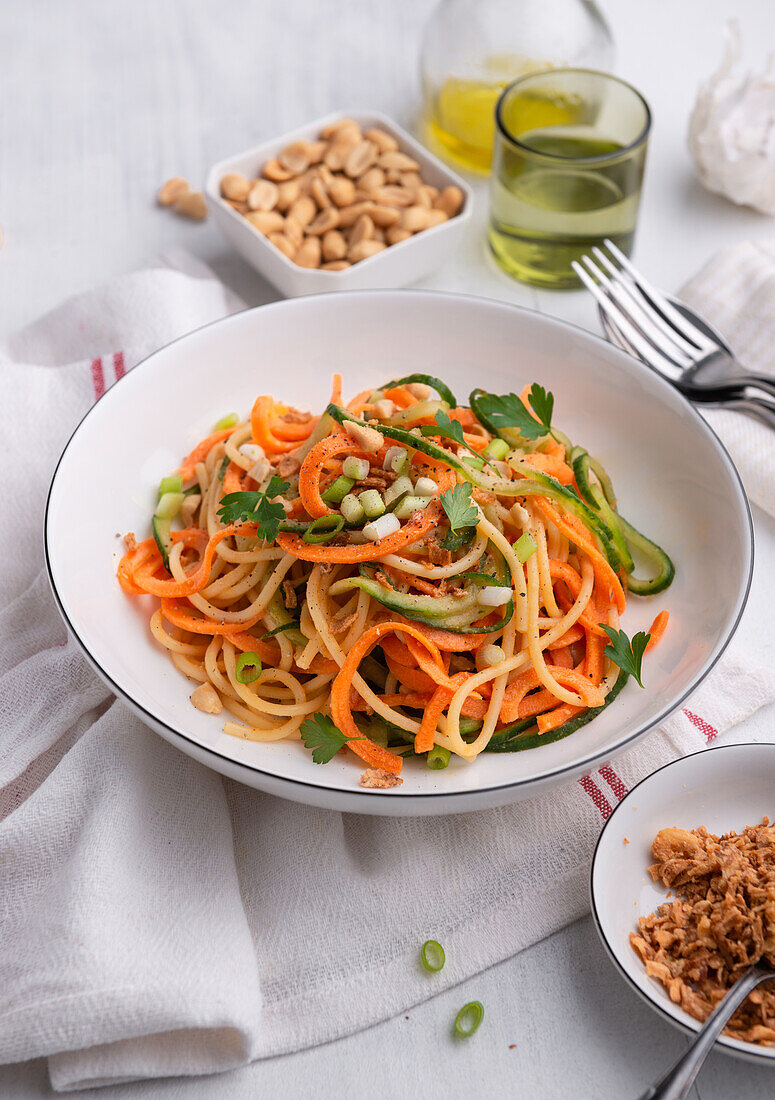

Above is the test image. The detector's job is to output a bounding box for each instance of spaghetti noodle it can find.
[117,373,674,777]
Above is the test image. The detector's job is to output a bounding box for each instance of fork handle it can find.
[637,968,772,1100]
[724,373,775,401]
[711,393,775,430]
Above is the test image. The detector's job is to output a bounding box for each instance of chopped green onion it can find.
[420,939,446,971]
[384,474,414,506]
[414,476,439,497]
[322,475,355,504]
[359,488,385,519]
[215,412,239,430]
[158,475,182,498]
[483,437,510,461]
[340,492,366,525]
[454,1001,484,1038]
[235,652,262,684]
[514,532,537,563]
[480,645,505,667]
[384,445,409,474]
[462,453,485,471]
[342,455,370,481]
[383,490,409,515]
[303,515,346,544]
[155,491,184,519]
[393,494,430,520]
[426,746,451,771]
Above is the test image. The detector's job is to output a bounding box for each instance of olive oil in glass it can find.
[420,0,614,174]
[488,71,651,288]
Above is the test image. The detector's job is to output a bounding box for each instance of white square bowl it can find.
[204,111,473,297]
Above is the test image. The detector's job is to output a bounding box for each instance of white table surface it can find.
[3,0,775,1096]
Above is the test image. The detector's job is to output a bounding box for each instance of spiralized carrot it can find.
[298,435,363,518]
[537,498,626,614]
[646,610,669,649]
[251,396,299,455]
[179,429,234,482]
[277,499,446,563]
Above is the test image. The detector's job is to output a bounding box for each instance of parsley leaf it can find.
[217,477,290,543]
[438,525,477,552]
[440,482,479,532]
[602,626,650,689]
[476,385,554,441]
[421,411,496,471]
[300,713,363,764]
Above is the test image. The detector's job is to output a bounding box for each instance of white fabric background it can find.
[0,252,774,1092]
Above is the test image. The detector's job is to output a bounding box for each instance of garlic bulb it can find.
[688,23,775,215]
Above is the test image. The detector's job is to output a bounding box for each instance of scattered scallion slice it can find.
[155,491,184,519]
[384,474,413,506]
[514,532,537,563]
[215,412,239,430]
[303,515,346,544]
[340,492,366,525]
[359,488,386,519]
[235,652,262,684]
[454,1001,484,1038]
[393,494,430,520]
[426,746,451,771]
[322,475,355,504]
[420,939,446,971]
[158,475,182,498]
[462,453,485,471]
[342,455,370,481]
[483,437,509,461]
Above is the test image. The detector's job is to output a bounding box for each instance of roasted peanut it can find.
[369,185,415,208]
[310,177,331,209]
[434,185,465,217]
[306,140,327,165]
[401,171,423,193]
[358,167,386,191]
[379,151,420,172]
[276,178,302,211]
[267,232,297,260]
[337,201,376,228]
[247,179,280,211]
[295,236,322,268]
[322,229,347,261]
[263,158,295,182]
[158,177,191,205]
[350,213,375,246]
[328,176,356,207]
[220,173,251,202]
[226,200,248,214]
[283,217,304,248]
[321,118,361,141]
[279,141,312,175]
[245,209,284,234]
[175,191,207,220]
[386,226,412,245]
[370,204,401,228]
[321,260,352,270]
[345,141,378,179]
[348,239,387,263]
[364,127,399,153]
[306,208,340,235]
[399,206,448,233]
[190,682,222,714]
[287,195,316,227]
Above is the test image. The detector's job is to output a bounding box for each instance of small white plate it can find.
[591,743,775,1064]
[205,111,473,298]
[45,291,752,815]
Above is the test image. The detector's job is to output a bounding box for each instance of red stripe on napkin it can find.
[682,709,718,743]
[578,775,612,818]
[598,764,628,801]
[113,351,125,380]
[90,358,105,400]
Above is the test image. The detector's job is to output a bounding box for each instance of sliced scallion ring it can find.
[158,475,182,498]
[420,939,446,972]
[303,515,346,545]
[235,652,262,684]
[513,532,537,563]
[426,746,451,771]
[215,412,239,430]
[454,1001,484,1038]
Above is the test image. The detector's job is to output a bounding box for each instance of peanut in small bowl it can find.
[205,111,473,297]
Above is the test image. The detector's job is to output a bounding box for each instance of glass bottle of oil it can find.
[420,0,615,174]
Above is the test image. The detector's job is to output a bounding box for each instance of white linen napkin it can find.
[1,250,774,1092]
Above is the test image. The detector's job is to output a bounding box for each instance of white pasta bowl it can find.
[204,111,473,297]
[591,743,775,1064]
[45,291,752,816]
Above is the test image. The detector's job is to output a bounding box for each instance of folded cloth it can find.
[681,237,775,515]
[0,252,773,1092]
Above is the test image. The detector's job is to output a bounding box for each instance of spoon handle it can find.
[638,968,772,1100]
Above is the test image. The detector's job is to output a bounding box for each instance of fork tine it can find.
[590,246,701,360]
[602,239,717,353]
[579,254,695,370]
[571,260,685,381]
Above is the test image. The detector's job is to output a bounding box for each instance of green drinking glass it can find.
[488,69,651,288]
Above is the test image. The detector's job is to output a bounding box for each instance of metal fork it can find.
[637,960,774,1100]
[572,240,775,427]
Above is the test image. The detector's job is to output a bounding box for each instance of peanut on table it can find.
[219,118,465,270]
